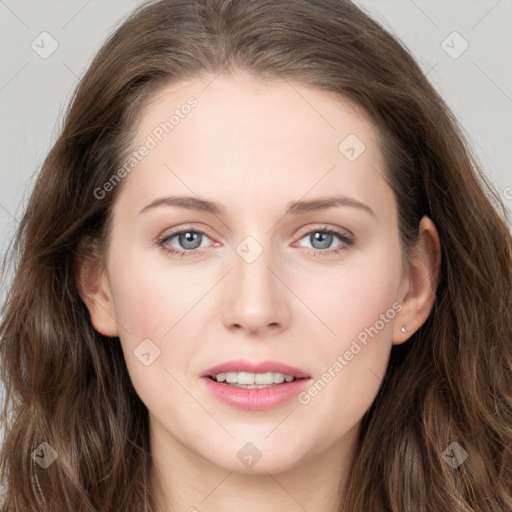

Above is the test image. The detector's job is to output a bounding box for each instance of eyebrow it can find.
[139,194,376,218]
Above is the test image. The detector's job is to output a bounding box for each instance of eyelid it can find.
[157,224,216,242]
[294,223,354,241]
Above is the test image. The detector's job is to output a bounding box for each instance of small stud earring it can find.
[401,326,407,333]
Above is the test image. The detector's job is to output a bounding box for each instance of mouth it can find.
[200,359,310,384]
[200,371,312,411]
[205,371,308,388]
[199,359,311,410]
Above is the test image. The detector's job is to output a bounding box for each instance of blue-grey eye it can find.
[309,231,334,250]
[177,231,203,250]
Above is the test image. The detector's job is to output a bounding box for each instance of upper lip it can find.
[201,359,310,379]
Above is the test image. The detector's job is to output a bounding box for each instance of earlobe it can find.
[393,216,441,345]
[75,237,119,337]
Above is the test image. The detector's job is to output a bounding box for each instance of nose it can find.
[221,242,291,336]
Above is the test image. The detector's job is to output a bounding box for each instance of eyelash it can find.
[156,225,355,258]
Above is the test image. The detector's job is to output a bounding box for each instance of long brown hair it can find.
[1,1,511,510]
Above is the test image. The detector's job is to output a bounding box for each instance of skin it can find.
[78,72,440,512]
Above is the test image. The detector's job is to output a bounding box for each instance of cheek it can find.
[107,259,200,416]
[295,243,401,409]
[108,246,207,338]
[106,243,219,366]
[295,239,402,346]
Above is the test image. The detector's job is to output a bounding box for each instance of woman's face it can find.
[85,72,430,475]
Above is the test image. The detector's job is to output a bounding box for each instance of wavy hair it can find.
[1,0,511,510]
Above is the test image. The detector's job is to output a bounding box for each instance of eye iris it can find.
[311,231,333,250]
[179,232,202,250]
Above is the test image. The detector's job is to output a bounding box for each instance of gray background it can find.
[0,0,511,452]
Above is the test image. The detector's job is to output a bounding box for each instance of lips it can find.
[200,359,310,379]
[200,375,311,411]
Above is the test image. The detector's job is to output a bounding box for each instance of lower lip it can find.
[200,377,312,411]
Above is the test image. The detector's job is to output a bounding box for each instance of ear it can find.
[393,216,441,345]
[75,237,119,337]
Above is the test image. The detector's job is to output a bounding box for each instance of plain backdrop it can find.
[0,0,511,454]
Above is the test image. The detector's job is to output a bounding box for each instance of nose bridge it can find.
[222,231,290,333]
[234,233,277,299]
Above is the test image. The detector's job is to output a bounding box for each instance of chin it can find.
[203,440,304,475]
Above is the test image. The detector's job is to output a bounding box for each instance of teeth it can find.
[213,371,297,385]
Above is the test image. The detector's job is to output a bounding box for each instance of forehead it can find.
[114,73,393,220]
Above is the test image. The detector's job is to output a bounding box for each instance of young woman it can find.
[1,1,510,511]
